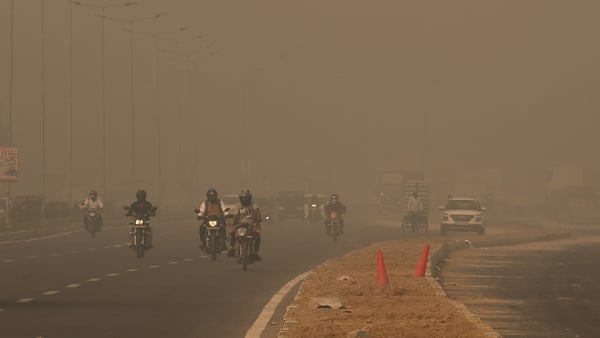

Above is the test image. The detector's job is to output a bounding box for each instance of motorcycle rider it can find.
[79,190,104,230]
[196,188,228,251]
[229,189,263,261]
[324,193,346,234]
[126,190,156,248]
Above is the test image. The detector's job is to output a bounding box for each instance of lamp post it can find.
[6,0,15,214]
[68,0,137,202]
[95,12,167,192]
[121,26,192,206]
[41,0,47,208]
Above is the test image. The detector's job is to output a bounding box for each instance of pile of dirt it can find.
[279,238,491,338]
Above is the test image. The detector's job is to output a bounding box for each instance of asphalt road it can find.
[440,228,600,338]
[0,211,403,338]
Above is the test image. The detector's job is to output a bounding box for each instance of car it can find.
[439,197,487,236]
[220,194,239,217]
[277,191,305,220]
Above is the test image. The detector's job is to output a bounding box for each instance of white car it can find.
[439,198,487,236]
[221,194,239,217]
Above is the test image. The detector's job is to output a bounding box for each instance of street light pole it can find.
[70,0,138,201]
[98,12,167,193]
[41,0,47,208]
[125,27,192,207]
[6,0,15,210]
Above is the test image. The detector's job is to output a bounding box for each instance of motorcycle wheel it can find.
[333,225,338,242]
[241,241,249,271]
[136,232,144,258]
[209,235,218,261]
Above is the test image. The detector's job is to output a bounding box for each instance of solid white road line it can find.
[42,290,60,296]
[245,271,312,338]
[66,283,81,288]
[16,298,34,303]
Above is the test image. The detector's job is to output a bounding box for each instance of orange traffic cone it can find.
[377,250,389,286]
[414,244,430,277]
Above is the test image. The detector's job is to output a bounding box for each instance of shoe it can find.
[128,242,133,248]
[227,248,235,257]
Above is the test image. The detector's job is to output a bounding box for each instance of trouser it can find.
[200,225,227,247]
[410,212,420,226]
[129,226,152,245]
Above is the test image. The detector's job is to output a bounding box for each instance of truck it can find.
[377,170,425,206]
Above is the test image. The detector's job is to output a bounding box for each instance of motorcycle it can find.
[326,210,343,242]
[84,207,102,238]
[125,206,157,258]
[233,222,257,271]
[194,208,229,261]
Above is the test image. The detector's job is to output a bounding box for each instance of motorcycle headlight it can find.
[265,215,270,220]
[237,228,248,237]
[311,204,317,207]
[135,219,144,225]
[89,212,96,216]
[208,220,218,227]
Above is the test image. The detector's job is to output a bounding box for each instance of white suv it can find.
[439,198,487,236]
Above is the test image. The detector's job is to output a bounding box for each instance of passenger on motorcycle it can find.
[229,189,263,261]
[197,188,228,250]
[126,190,155,248]
[79,190,104,229]
[324,193,346,234]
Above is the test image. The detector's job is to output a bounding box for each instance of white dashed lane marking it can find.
[3,259,14,263]
[42,290,60,296]
[88,248,97,251]
[127,269,138,272]
[87,278,101,282]
[26,256,39,259]
[168,261,179,265]
[183,258,194,262]
[105,273,120,277]
[70,250,79,254]
[66,284,81,289]
[50,253,61,256]
[149,265,160,269]
[16,298,34,304]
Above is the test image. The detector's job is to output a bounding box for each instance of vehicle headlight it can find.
[311,204,317,207]
[135,219,144,225]
[208,220,218,227]
[237,228,248,237]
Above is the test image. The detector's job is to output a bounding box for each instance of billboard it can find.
[0,147,18,182]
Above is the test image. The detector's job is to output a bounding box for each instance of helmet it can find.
[89,190,97,200]
[136,189,147,202]
[206,188,218,202]
[239,189,253,206]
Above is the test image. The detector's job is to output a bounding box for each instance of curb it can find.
[276,231,572,337]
